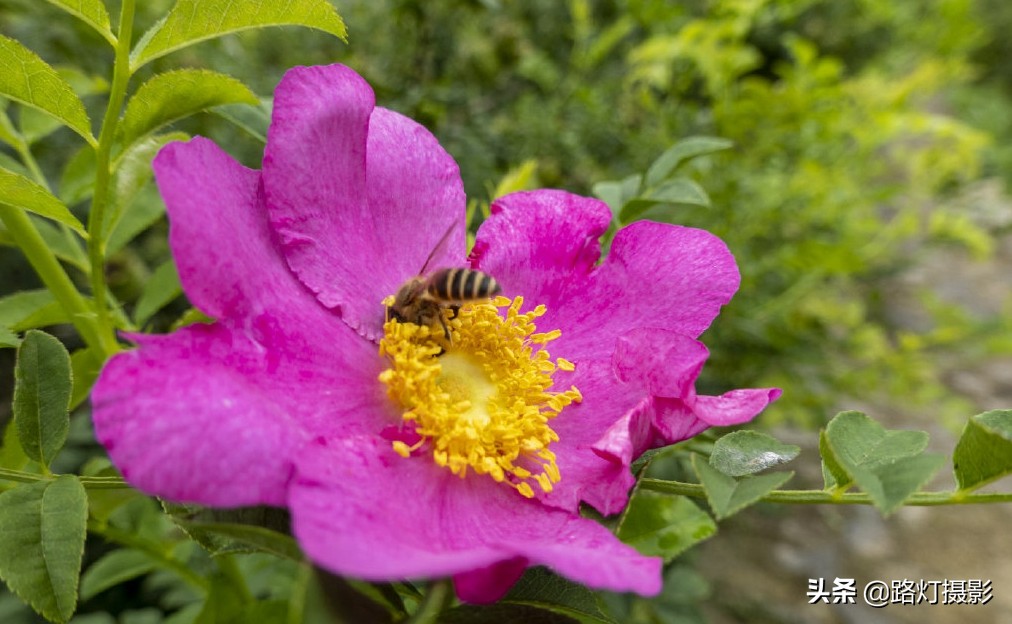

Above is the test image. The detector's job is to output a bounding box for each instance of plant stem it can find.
[0,467,129,489]
[639,478,1012,505]
[86,0,136,357]
[0,207,106,353]
[408,579,452,624]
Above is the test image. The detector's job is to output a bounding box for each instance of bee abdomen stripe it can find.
[463,270,478,299]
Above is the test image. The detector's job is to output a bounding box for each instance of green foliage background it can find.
[2,0,1012,622]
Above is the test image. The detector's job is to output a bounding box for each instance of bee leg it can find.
[438,314,452,344]
[448,304,461,320]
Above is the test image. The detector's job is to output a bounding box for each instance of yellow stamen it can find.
[378,296,580,498]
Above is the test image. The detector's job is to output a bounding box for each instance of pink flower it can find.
[91,64,780,602]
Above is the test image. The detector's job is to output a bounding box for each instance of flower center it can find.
[378,296,581,498]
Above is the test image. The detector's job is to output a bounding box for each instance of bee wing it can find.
[418,219,460,275]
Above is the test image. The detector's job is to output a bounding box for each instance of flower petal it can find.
[289,438,661,596]
[468,189,609,311]
[263,64,465,340]
[154,137,295,320]
[546,328,777,515]
[471,191,741,360]
[541,359,650,516]
[452,558,528,604]
[93,326,302,506]
[97,134,393,506]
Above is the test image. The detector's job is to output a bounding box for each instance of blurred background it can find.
[1,0,1011,622]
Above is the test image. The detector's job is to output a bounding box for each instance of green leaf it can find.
[0,290,60,332]
[819,429,849,489]
[119,70,258,152]
[0,326,18,348]
[619,178,711,224]
[164,503,298,559]
[79,550,156,600]
[41,0,114,44]
[211,100,271,143]
[0,419,29,471]
[69,348,102,411]
[0,475,88,623]
[176,522,303,562]
[709,430,800,476]
[131,0,348,69]
[13,331,72,468]
[692,454,793,520]
[591,173,641,218]
[19,107,65,146]
[953,409,1012,492]
[0,35,96,146]
[107,184,165,255]
[821,411,945,514]
[644,136,734,187]
[0,167,87,236]
[109,132,188,238]
[134,260,182,326]
[616,490,716,562]
[59,145,96,207]
[502,567,616,624]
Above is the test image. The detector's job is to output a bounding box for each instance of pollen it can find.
[378,296,581,498]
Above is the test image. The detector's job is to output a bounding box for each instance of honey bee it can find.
[387,224,501,341]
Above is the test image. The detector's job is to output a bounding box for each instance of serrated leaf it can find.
[0,167,86,236]
[953,409,1012,492]
[644,136,733,187]
[134,260,182,326]
[0,475,88,623]
[616,490,715,562]
[0,35,95,146]
[119,70,258,152]
[177,522,303,562]
[710,430,800,476]
[79,550,156,600]
[42,0,114,43]
[502,567,616,624]
[822,411,944,514]
[109,132,188,238]
[14,331,72,468]
[131,0,347,69]
[164,503,297,559]
[692,454,793,520]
